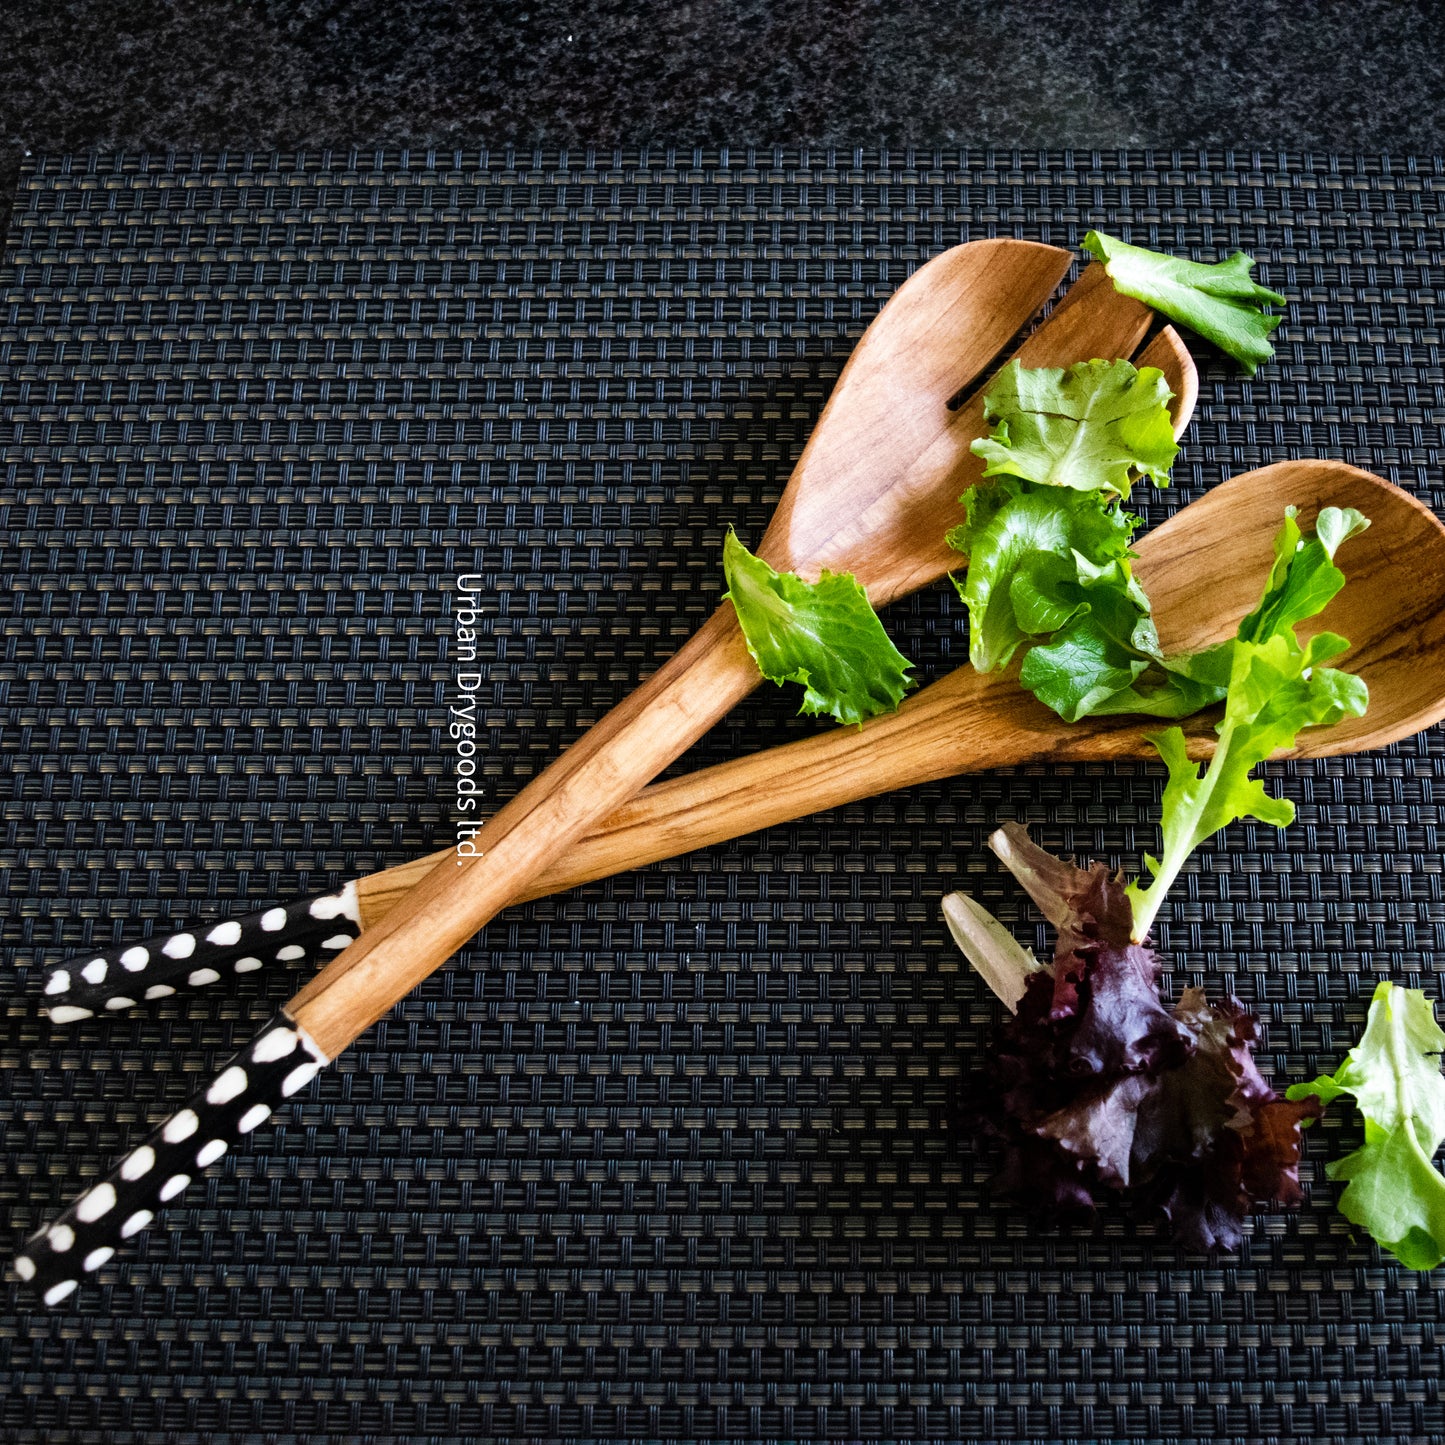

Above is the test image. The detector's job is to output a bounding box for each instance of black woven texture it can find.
[2,151,1444,1444]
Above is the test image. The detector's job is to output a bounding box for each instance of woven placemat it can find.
[1,150,1443,1444]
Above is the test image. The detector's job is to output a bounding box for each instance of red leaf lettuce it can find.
[961,824,1319,1250]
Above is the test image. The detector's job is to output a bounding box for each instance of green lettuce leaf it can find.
[1017,557,1225,724]
[947,476,1225,722]
[1236,503,1371,645]
[970,357,1180,497]
[947,477,1139,675]
[948,356,1205,718]
[1083,231,1287,375]
[1125,507,1370,940]
[722,529,915,727]
[1287,982,1445,1270]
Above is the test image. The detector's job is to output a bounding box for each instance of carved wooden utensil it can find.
[19,242,1178,1301]
[49,452,1440,1029]
[40,323,1194,1021]
[367,459,1445,909]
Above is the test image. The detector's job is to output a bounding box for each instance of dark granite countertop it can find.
[3,0,1445,233]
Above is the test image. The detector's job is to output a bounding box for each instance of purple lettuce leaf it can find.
[965,826,1315,1250]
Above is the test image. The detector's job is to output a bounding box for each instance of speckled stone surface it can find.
[2,0,1444,238]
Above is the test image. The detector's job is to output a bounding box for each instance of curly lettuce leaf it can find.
[721,529,915,727]
[1237,503,1370,645]
[1017,561,1223,723]
[1288,982,1445,1270]
[948,478,1225,722]
[970,357,1180,497]
[1125,507,1370,940]
[947,477,1139,675]
[947,356,1195,714]
[1083,231,1287,375]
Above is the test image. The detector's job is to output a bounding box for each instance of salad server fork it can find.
[18,242,1173,1303]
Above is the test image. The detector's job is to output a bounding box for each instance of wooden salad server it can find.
[18,241,1182,1302]
[365,459,1445,903]
[38,321,1194,1023]
[42,452,1445,1029]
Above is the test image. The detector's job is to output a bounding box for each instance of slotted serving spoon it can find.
[15,243,1198,1302]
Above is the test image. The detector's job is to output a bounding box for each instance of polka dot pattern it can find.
[36,884,362,1021]
[14,1013,329,1305]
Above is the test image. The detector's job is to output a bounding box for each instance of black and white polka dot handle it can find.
[38,885,364,1023]
[12,1012,330,1306]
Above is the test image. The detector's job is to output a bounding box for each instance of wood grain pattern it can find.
[769,261,1153,602]
[302,251,1433,1063]
[354,459,1445,925]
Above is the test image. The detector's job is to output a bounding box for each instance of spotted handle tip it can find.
[12,1012,330,1306]
[38,884,363,1023]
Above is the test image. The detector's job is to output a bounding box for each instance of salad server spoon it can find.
[43,451,1441,1026]
[18,240,1178,1302]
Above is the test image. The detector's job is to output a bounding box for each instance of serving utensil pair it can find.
[17,240,1445,1305]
